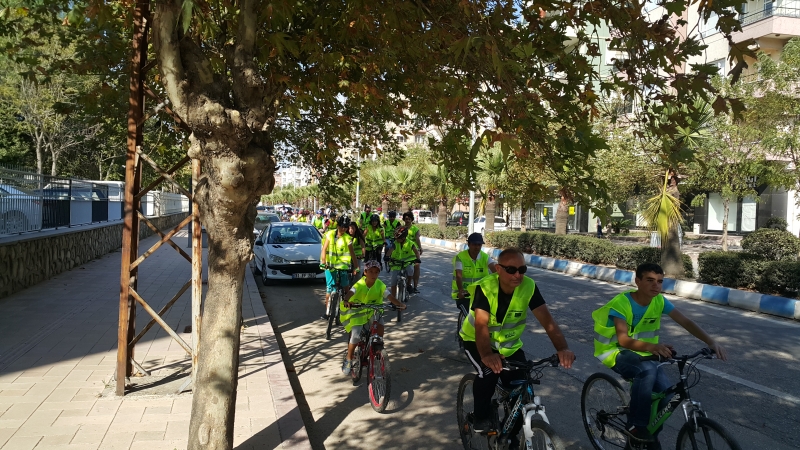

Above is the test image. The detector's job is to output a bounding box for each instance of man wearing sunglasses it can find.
[460,248,575,435]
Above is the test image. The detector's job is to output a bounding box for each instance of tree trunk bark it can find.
[485,194,496,233]
[520,202,527,232]
[555,189,571,235]
[721,197,729,252]
[35,134,45,175]
[401,198,408,212]
[381,198,389,215]
[438,199,447,232]
[661,170,683,278]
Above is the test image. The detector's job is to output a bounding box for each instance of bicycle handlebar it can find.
[502,354,564,371]
[640,347,715,363]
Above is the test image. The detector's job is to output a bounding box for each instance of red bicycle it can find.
[346,302,395,412]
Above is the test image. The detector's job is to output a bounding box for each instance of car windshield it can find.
[495,218,506,224]
[267,225,321,244]
[255,213,279,228]
[418,211,432,218]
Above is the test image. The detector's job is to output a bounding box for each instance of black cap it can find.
[467,233,484,244]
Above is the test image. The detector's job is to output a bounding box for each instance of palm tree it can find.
[390,166,418,212]
[369,166,394,213]
[477,147,506,233]
[427,164,449,231]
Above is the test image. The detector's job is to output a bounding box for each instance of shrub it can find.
[417,224,468,241]
[758,261,800,298]
[698,251,769,290]
[765,216,789,231]
[615,246,694,278]
[741,228,800,261]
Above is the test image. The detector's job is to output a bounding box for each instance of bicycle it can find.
[383,238,395,272]
[324,267,350,340]
[346,302,395,413]
[581,348,742,450]
[455,296,470,350]
[456,354,566,450]
[388,257,416,322]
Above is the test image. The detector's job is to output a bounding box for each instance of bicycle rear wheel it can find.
[326,292,339,340]
[581,373,629,450]
[368,349,391,413]
[676,417,742,450]
[514,418,565,450]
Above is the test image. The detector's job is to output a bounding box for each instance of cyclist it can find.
[376,207,385,225]
[326,212,339,231]
[592,263,727,448]
[388,227,420,300]
[297,210,309,223]
[348,222,366,277]
[357,204,373,229]
[319,216,358,321]
[363,214,385,262]
[401,211,422,292]
[452,232,497,314]
[340,260,407,374]
[312,210,325,231]
[383,211,402,271]
[460,247,575,435]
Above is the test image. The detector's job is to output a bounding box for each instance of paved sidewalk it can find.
[0,232,311,449]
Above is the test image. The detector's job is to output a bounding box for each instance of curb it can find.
[420,236,800,322]
[244,267,313,450]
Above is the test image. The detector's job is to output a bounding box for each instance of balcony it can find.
[733,6,800,43]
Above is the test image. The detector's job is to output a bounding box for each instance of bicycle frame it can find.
[645,358,705,435]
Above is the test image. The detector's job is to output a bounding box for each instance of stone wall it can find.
[0,213,189,299]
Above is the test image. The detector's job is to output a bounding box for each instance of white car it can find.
[0,184,42,235]
[412,209,434,224]
[473,216,507,234]
[252,222,325,284]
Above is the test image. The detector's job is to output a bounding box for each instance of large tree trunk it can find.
[485,193,496,233]
[555,189,571,235]
[721,196,729,252]
[661,170,683,278]
[401,197,409,212]
[438,198,447,231]
[381,197,389,215]
[520,202,527,232]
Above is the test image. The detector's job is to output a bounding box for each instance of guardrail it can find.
[0,166,188,237]
[740,6,800,27]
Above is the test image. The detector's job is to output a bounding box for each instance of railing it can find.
[740,6,800,27]
[0,166,189,237]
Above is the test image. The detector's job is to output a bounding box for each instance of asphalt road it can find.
[256,245,800,450]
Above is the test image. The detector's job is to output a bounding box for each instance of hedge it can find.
[416,224,468,241]
[698,251,800,298]
[740,228,800,261]
[615,246,694,279]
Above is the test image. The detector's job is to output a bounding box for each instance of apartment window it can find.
[605,43,628,66]
[396,135,406,143]
[739,2,747,14]
[701,12,719,37]
[711,58,726,76]
[414,134,426,144]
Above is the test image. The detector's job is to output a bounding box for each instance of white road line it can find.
[696,365,800,405]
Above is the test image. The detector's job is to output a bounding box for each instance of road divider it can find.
[420,236,800,322]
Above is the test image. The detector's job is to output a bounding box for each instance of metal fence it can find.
[0,166,188,237]
[740,6,800,27]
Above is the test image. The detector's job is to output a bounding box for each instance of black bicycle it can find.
[324,267,350,340]
[581,348,742,450]
[456,354,566,450]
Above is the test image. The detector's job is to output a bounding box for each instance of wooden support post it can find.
[191,159,202,388]
[117,0,148,397]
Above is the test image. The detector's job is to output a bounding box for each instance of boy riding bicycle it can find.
[388,227,420,299]
[592,263,728,448]
[319,216,358,320]
[340,260,407,374]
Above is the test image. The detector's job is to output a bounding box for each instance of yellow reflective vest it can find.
[340,278,386,332]
[389,240,418,270]
[364,225,384,251]
[460,274,534,357]
[325,230,353,270]
[592,292,664,368]
[451,250,491,300]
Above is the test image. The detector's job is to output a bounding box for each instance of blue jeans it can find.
[612,350,671,428]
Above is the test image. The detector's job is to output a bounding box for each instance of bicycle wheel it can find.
[326,292,338,340]
[456,309,466,348]
[676,417,742,450]
[368,349,391,413]
[456,373,494,450]
[351,344,363,383]
[514,418,565,450]
[581,373,630,450]
[398,282,407,304]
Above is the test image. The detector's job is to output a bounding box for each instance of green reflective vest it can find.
[359,211,371,228]
[327,220,338,231]
[460,274,534,357]
[389,240,418,269]
[340,278,386,332]
[384,219,401,237]
[297,216,308,223]
[451,250,491,300]
[592,292,664,368]
[351,236,364,258]
[325,230,353,270]
[364,225,384,250]
[407,224,420,242]
[313,217,324,230]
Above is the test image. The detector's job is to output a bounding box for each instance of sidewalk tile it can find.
[0,435,41,450]
[132,430,165,442]
[70,423,108,444]
[98,431,135,450]
[163,420,189,440]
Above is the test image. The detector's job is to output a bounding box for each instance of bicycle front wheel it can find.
[368,349,391,413]
[515,418,565,450]
[676,417,742,450]
[456,373,494,450]
[581,373,629,450]
[351,345,363,383]
[326,292,339,340]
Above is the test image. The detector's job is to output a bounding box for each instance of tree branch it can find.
[153,0,188,117]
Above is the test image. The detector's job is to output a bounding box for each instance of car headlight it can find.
[270,254,288,263]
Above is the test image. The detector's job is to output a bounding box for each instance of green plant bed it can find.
[417,224,468,241]
[615,246,694,279]
[698,251,799,297]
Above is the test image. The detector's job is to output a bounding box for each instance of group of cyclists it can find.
[310,203,727,449]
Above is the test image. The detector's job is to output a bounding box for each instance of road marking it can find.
[696,365,800,405]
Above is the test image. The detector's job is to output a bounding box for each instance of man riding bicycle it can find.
[401,211,422,292]
[460,247,575,436]
[319,216,358,321]
[383,211,402,271]
[363,214,385,261]
[388,227,420,299]
[592,263,727,449]
[340,260,407,374]
[357,204,373,229]
[312,210,325,231]
[452,233,497,314]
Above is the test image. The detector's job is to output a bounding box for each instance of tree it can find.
[368,166,394,214]
[389,166,418,212]
[477,146,506,233]
[4,0,757,447]
[427,164,450,231]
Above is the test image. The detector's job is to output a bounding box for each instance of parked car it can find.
[253,212,281,237]
[447,211,469,226]
[251,222,325,284]
[412,209,434,224]
[473,216,507,234]
[0,184,42,235]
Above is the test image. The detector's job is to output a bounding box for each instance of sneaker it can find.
[412,286,420,293]
[341,358,353,375]
[321,314,329,320]
[472,416,493,433]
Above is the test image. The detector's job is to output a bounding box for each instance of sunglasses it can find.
[497,263,528,275]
